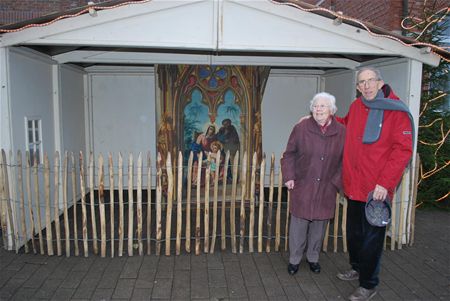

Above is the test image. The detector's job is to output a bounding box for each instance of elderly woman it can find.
[281,92,345,275]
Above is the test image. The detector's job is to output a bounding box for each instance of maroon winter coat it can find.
[281,117,345,220]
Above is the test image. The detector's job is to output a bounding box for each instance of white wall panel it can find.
[60,66,86,154]
[8,48,55,245]
[261,70,320,163]
[90,71,156,164]
[323,70,356,116]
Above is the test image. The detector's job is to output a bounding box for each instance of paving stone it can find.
[120,256,143,279]
[59,270,87,289]
[172,270,190,299]
[298,279,325,300]
[151,278,173,299]
[0,271,12,288]
[50,287,75,300]
[72,277,101,299]
[376,289,402,300]
[137,256,158,281]
[208,268,227,287]
[171,285,190,300]
[246,285,268,300]
[155,256,174,279]
[134,278,154,289]
[11,287,37,300]
[267,295,288,301]
[91,287,114,300]
[174,253,191,270]
[191,271,209,299]
[260,276,285,297]
[71,256,95,272]
[10,262,40,280]
[4,256,26,271]
[228,284,248,299]
[209,286,228,299]
[283,285,306,300]
[131,287,152,300]
[96,269,121,289]
[21,262,59,288]
[33,277,64,299]
[48,257,76,280]
[112,278,136,299]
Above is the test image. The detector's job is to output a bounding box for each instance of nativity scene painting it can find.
[156,64,270,187]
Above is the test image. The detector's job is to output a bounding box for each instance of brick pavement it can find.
[0,210,449,300]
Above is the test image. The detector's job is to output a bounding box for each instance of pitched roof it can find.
[0,0,442,63]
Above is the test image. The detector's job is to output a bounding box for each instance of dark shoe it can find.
[287,263,299,275]
[348,286,377,301]
[308,262,321,273]
[337,269,359,281]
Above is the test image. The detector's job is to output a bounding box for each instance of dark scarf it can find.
[361,89,415,147]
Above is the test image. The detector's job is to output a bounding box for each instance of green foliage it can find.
[405,6,450,208]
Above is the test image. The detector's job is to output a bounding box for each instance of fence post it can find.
[195,151,203,255]
[239,152,247,253]
[128,153,134,256]
[44,154,53,256]
[185,152,193,253]
[79,152,88,257]
[71,152,79,256]
[220,151,230,251]
[210,150,221,253]
[25,151,36,253]
[98,154,106,258]
[17,150,29,253]
[176,151,183,255]
[156,153,162,256]
[137,153,143,256]
[249,152,256,253]
[89,152,98,255]
[146,152,152,255]
[165,152,173,256]
[109,153,115,257]
[54,151,62,256]
[62,152,70,257]
[257,154,265,253]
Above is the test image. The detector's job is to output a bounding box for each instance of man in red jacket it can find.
[336,67,413,301]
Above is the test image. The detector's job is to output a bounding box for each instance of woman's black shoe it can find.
[308,262,321,273]
[287,263,299,275]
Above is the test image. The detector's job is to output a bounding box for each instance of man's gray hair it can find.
[356,66,383,81]
[309,92,338,114]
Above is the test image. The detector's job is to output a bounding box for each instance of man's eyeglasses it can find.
[357,78,380,87]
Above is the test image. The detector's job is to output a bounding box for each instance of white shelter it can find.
[0,0,446,250]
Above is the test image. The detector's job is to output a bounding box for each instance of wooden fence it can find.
[0,149,418,257]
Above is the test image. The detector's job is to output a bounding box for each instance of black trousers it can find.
[347,199,386,289]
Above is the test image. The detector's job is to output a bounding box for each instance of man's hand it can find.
[285,180,294,190]
[373,184,388,201]
[297,115,310,124]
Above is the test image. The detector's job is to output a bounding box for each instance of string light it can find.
[269,0,450,62]
[0,0,151,33]
[419,93,447,117]
[401,6,449,42]
[436,191,450,202]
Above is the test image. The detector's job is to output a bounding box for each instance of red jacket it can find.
[336,88,412,202]
[281,117,345,220]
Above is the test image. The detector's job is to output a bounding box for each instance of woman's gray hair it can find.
[356,66,383,81]
[309,92,337,114]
